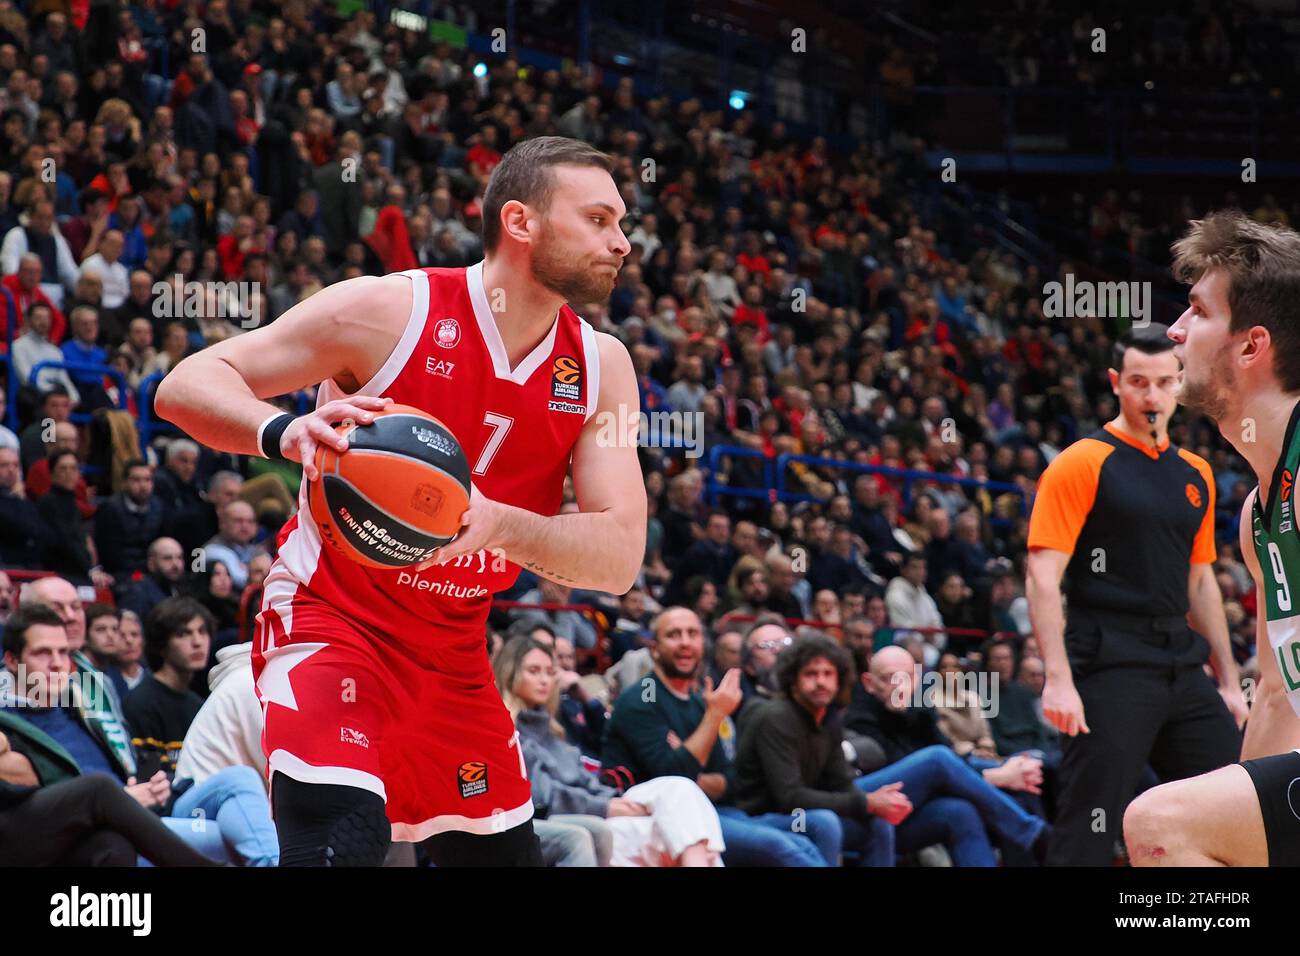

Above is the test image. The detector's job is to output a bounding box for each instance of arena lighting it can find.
[473,62,488,78]
[389,9,427,31]
[729,89,748,110]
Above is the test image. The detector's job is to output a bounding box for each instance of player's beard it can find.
[531,222,619,305]
[1177,341,1236,422]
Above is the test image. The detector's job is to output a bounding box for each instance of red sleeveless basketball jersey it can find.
[260,264,601,664]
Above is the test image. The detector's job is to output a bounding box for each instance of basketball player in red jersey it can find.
[155,137,645,866]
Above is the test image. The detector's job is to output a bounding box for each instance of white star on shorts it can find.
[256,643,327,712]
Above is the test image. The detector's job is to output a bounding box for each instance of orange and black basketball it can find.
[308,403,471,570]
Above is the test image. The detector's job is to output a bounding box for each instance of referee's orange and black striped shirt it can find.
[1027,422,1216,617]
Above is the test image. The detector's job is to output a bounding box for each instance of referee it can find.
[1025,323,1247,866]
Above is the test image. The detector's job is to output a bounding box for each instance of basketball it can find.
[307,403,472,569]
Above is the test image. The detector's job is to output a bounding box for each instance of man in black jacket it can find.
[0,447,47,568]
[734,634,904,866]
[666,509,738,604]
[94,460,165,580]
[118,537,186,622]
[841,645,1050,866]
[152,440,205,523]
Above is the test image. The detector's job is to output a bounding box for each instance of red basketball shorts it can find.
[252,588,533,841]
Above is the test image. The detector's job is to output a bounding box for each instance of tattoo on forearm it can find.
[521,560,579,585]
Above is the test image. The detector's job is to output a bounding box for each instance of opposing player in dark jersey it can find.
[156,137,645,866]
[1124,210,1300,866]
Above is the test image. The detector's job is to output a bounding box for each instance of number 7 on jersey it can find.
[474,412,514,476]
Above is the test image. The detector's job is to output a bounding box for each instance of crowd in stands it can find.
[871,3,1299,95]
[0,0,1271,865]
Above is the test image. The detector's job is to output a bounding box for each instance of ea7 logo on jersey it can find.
[340,727,370,748]
[552,355,581,401]
[425,357,455,379]
[434,317,461,348]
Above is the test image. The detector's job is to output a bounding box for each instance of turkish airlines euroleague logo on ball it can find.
[552,355,581,401]
[458,761,488,798]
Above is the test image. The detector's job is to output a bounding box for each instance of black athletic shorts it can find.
[1240,750,1300,867]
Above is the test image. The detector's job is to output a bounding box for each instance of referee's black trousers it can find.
[1046,609,1242,866]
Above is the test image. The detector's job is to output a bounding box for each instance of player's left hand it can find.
[430,484,509,566]
[1218,681,1249,728]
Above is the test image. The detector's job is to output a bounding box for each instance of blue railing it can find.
[704,444,777,504]
[135,371,177,454]
[138,374,315,456]
[704,444,1028,527]
[28,361,130,426]
[777,453,1026,521]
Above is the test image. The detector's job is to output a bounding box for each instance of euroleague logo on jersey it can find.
[1185,484,1202,509]
[434,317,461,348]
[458,761,488,798]
[551,355,582,401]
[1283,469,1294,503]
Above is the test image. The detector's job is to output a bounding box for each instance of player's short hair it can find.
[480,135,616,254]
[1111,322,1174,373]
[1172,210,1300,390]
[3,604,66,658]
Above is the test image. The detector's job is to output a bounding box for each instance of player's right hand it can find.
[281,396,393,481]
[1042,677,1090,736]
[703,668,744,718]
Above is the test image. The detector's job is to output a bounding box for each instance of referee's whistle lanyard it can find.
[1144,411,1160,448]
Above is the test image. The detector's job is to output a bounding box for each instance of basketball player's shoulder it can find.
[317,272,414,337]
[1239,485,1262,577]
[588,327,635,401]
[590,328,632,364]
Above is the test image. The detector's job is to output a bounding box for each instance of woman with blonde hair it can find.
[495,636,725,866]
[94,98,141,159]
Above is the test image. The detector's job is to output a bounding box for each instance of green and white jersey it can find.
[1250,404,1300,717]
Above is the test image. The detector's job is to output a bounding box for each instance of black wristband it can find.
[258,412,295,461]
